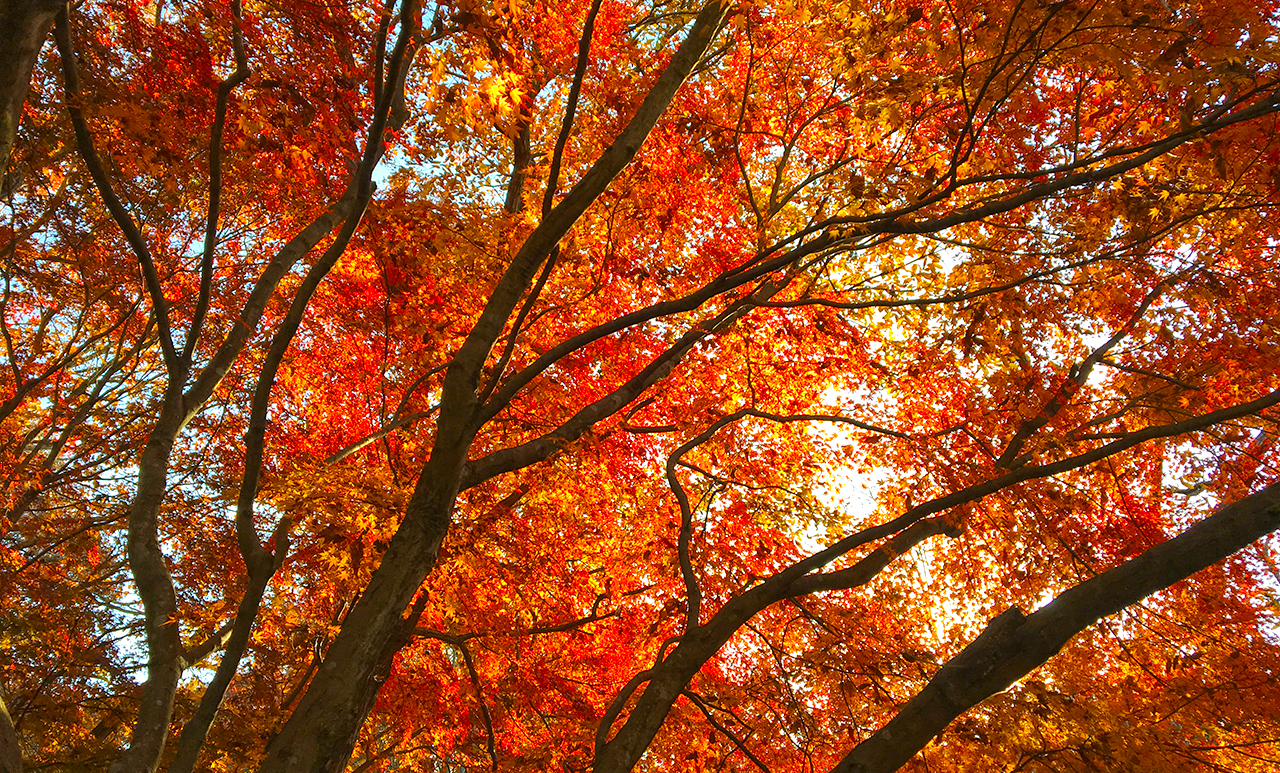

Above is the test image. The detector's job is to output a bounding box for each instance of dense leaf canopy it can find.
[2,0,1280,771]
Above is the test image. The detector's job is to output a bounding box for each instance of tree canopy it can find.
[2,0,1280,771]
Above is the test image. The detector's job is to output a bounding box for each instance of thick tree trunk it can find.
[0,0,60,189]
[831,481,1280,773]
[110,396,187,773]
[0,693,22,773]
[254,447,465,773]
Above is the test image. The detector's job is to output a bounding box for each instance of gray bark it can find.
[110,396,186,773]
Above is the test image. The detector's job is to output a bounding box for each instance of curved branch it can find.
[54,10,178,372]
[664,408,913,631]
[592,513,962,773]
[667,454,703,633]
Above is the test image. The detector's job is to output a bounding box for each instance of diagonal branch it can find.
[748,80,1280,267]
[182,619,236,666]
[463,278,789,489]
[325,409,437,465]
[787,516,961,597]
[683,689,773,773]
[590,389,1280,773]
[830,481,1280,773]
[1098,358,1200,392]
[167,5,421,770]
[328,359,452,464]
[439,0,730,434]
[995,277,1169,469]
[476,243,557,406]
[664,409,912,631]
[541,0,605,217]
[412,630,497,770]
[181,182,358,416]
[779,388,1280,591]
[476,236,828,428]
[456,640,498,772]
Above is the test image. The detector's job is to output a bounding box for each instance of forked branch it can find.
[591,390,1280,773]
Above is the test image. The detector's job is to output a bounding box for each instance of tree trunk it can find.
[0,0,60,189]
[0,693,22,773]
[110,395,186,773]
[255,4,730,769]
[254,449,464,773]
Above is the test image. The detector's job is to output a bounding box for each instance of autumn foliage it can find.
[2,0,1280,771]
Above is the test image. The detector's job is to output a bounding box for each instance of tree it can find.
[2,0,1280,771]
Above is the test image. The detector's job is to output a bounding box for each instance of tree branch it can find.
[439,0,730,435]
[683,689,773,773]
[184,0,251,364]
[54,9,179,372]
[541,0,604,217]
[590,390,1280,773]
[464,279,786,488]
[168,5,421,769]
[831,481,1280,773]
[995,277,1169,469]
